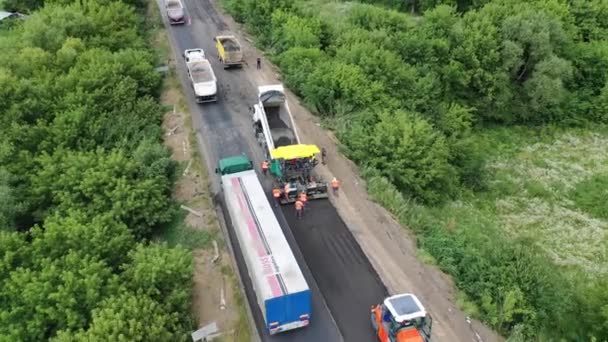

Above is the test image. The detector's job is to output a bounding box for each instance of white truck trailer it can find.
[183,48,217,103]
[216,155,312,334]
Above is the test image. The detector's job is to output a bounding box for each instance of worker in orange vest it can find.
[299,191,308,210]
[272,188,281,207]
[261,160,270,176]
[295,199,304,219]
[283,183,290,201]
[331,177,340,196]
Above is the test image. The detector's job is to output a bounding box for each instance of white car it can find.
[165,0,185,25]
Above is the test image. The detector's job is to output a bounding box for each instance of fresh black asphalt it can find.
[282,201,388,342]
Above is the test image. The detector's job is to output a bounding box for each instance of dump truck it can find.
[183,48,217,103]
[371,293,432,342]
[216,155,312,334]
[251,85,328,203]
[214,35,244,68]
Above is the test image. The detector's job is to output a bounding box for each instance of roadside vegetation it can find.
[0,0,198,340]
[222,0,608,340]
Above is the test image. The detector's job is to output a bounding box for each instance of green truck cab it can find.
[215,155,254,176]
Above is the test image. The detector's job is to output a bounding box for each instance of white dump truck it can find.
[251,85,328,203]
[183,48,217,103]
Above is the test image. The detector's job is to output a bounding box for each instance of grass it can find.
[570,173,608,220]
[483,127,608,274]
[161,210,218,249]
[225,269,252,342]
[455,290,480,319]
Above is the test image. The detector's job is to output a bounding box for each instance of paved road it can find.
[282,201,388,342]
[158,1,388,341]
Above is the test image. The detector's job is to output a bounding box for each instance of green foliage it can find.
[53,292,184,342]
[31,211,135,269]
[162,211,217,250]
[0,0,193,340]
[277,47,327,94]
[121,243,192,315]
[0,169,24,230]
[229,0,608,339]
[271,10,321,53]
[570,173,608,219]
[31,148,174,239]
[569,0,608,42]
[348,111,455,203]
[0,251,120,341]
[301,60,385,115]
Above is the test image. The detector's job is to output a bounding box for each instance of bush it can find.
[570,173,608,219]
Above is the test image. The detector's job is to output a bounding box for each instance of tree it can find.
[31,211,135,269]
[569,0,608,42]
[353,111,455,203]
[499,7,573,121]
[277,47,327,94]
[301,61,385,115]
[31,148,174,238]
[121,243,192,314]
[53,292,183,342]
[20,1,143,53]
[0,169,25,230]
[0,251,119,341]
[0,231,31,286]
[270,11,321,53]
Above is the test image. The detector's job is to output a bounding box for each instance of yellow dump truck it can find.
[214,35,244,69]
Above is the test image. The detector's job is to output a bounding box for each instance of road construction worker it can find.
[331,177,340,196]
[295,199,304,219]
[299,191,308,210]
[272,188,281,207]
[321,147,327,165]
[261,160,269,176]
[283,183,290,201]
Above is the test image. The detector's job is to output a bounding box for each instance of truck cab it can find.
[215,155,253,176]
[184,48,205,62]
[371,293,432,342]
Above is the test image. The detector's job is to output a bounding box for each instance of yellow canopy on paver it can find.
[270,144,320,160]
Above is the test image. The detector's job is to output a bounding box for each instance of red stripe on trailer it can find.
[231,177,283,297]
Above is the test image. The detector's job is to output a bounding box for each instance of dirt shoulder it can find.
[209,1,502,341]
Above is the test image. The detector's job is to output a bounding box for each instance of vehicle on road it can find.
[216,155,312,335]
[371,293,432,342]
[165,0,185,25]
[183,49,217,103]
[213,35,244,68]
[252,84,328,203]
